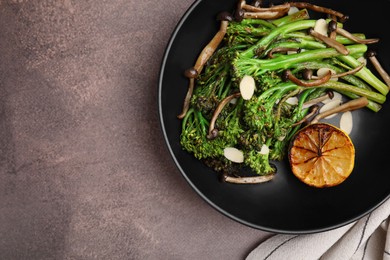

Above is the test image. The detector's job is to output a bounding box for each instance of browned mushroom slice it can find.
[289,2,348,22]
[310,97,369,124]
[223,173,275,184]
[267,47,300,58]
[365,50,390,88]
[207,93,241,139]
[242,2,290,13]
[302,91,334,107]
[282,69,332,87]
[243,11,287,19]
[194,20,229,73]
[336,27,379,44]
[308,28,349,55]
[178,18,229,119]
[333,63,365,78]
[177,79,194,119]
[292,105,320,126]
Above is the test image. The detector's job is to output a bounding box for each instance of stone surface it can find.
[0,0,271,259]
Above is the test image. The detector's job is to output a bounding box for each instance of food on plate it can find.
[177,0,390,186]
[289,123,355,187]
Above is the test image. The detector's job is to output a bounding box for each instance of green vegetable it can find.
[178,2,389,181]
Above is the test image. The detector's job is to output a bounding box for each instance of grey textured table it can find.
[0,1,271,259]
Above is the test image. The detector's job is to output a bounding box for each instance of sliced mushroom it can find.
[322,91,342,104]
[243,11,287,19]
[293,104,320,126]
[178,19,229,119]
[302,90,334,108]
[335,27,379,45]
[223,173,275,184]
[308,28,349,55]
[194,20,229,73]
[319,99,343,119]
[217,11,234,22]
[267,47,300,58]
[282,69,332,87]
[289,2,348,22]
[365,50,390,89]
[207,92,241,139]
[310,97,368,124]
[234,0,245,21]
[328,17,337,39]
[332,63,365,78]
[177,76,195,119]
[307,65,364,83]
[242,2,290,13]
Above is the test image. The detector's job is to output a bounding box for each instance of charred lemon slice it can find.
[289,123,355,188]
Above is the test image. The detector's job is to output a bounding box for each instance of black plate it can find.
[158,0,390,234]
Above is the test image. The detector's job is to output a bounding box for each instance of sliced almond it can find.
[239,75,256,100]
[319,99,342,119]
[314,18,328,36]
[286,96,299,105]
[322,91,342,104]
[340,111,353,135]
[224,147,244,163]
[288,6,300,15]
[259,144,270,155]
[317,68,338,82]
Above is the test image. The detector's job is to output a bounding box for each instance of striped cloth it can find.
[247,198,390,260]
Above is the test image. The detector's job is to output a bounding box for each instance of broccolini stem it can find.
[196,110,209,136]
[338,55,389,95]
[290,61,382,112]
[275,88,301,120]
[239,18,276,29]
[272,9,310,27]
[338,91,382,112]
[266,38,327,52]
[258,82,298,100]
[285,32,367,45]
[291,61,372,91]
[240,20,317,58]
[182,108,195,131]
[298,88,316,109]
[239,44,368,73]
[312,81,386,104]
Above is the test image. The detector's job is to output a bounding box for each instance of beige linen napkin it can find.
[247,198,390,260]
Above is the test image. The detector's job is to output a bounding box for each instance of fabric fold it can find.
[247,198,390,260]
